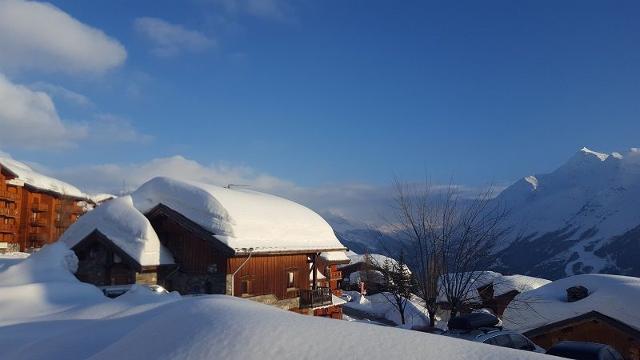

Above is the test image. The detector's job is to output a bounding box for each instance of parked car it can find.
[99,284,169,298]
[442,313,544,353]
[546,341,624,360]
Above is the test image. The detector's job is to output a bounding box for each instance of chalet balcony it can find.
[0,223,17,233]
[299,287,333,309]
[31,203,49,213]
[0,208,18,218]
[0,191,18,202]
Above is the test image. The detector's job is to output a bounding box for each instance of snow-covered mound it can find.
[492,147,640,278]
[503,274,640,333]
[340,253,405,270]
[437,271,550,303]
[132,177,346,253]
[0,243,557,360]
[343,291,431,329]
[60,196,174,267]
[0,156,88,199]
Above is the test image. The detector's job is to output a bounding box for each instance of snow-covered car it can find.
[442,313,544,353]
[546,341,624,360]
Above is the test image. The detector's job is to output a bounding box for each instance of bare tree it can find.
[390,179,509,325]
[378,252,413,325]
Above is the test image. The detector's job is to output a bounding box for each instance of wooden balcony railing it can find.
[31,203,49,213]
[55,219,72,228]
[0,191,18,202]
[0,223,17,233]
[30,219,47,227]
[55,204,83,215]
[0,208,19,218]
[299,287,333,308]
[28,233,48,244]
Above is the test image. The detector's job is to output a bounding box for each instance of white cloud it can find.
[0,0,126,75]
[134,17,215,57]
[0,73,87,149]
[29,82,92,107]
[50,154,391,225]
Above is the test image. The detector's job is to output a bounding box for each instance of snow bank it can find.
[503,274,640,332]
[60,196,174,267]
[320,250,350,263]
[438,271,549,303]
[344,291,431,329]
[0,156,87,199]
[132,177,346,253]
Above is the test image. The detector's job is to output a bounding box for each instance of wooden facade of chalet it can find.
[475,283,520,316]
[70,203,347,317]
[524,311,640,360]
[0,165,87,252]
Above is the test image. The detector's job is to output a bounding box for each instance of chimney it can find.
[566,285,589,302]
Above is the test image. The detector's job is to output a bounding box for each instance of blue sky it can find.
[0,0,639,222]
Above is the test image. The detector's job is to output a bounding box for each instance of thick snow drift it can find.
[0,243,559,360]
[60,196,174,267]
[0,156,87,199]
[503,274,640,333]
[437,271,550,303]
[132,177,346,253]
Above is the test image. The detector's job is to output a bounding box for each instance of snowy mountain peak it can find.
[492,147,640,279]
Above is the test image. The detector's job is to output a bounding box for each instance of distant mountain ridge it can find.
[492,147,640,279]
[325,147,640,280]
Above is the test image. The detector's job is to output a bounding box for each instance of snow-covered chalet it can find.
[60,177,350,318]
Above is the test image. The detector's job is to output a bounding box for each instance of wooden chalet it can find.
[63,177,349,318]
[0,157,92,253]
[524,311,640,360]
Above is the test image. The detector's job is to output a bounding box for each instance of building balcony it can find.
[28,233,48,244]
[0,208,18,218]
[31,203,49,213]
[30,219,48,227]
[299,287,333,308]
[55,219,72,228]
[55,204,83,215]
[0,223,17,233]
[0,191,18,202]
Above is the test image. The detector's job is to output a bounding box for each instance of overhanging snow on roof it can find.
[132,177,347,254]
[0,156,88,199]
[60,196,174,267]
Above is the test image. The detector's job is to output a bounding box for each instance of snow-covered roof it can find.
[0,156,88,199]
[437,271,550,303]
[503,274,640,332]
[339,253,405,270]
[60,196,174,267]
[319,250,350,263]
[132,177,346,254]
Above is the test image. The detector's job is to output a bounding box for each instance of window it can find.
[287,270,296,289]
